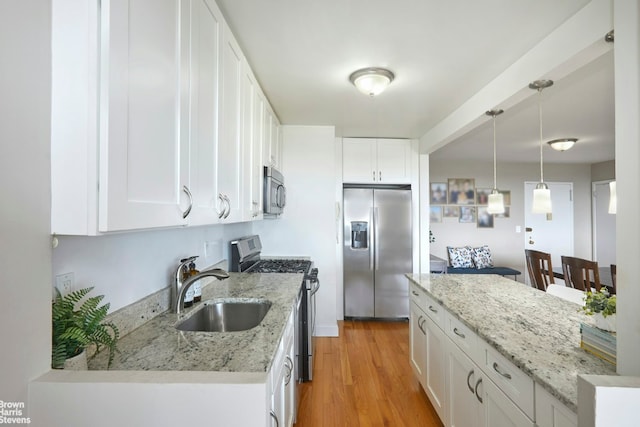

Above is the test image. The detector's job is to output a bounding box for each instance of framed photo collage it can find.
[429,179,510,228]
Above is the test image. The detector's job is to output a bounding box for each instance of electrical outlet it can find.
[55,272,74,295]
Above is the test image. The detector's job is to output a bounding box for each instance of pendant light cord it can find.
[492,115,497,190]
[538,88,544,183]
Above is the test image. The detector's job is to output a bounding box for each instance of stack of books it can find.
[580,323,617,365]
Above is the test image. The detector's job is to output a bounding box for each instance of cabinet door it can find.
[343,138,377,183]
[218,24,243,222]
[446,339,482,427]
[409,302,427,386]
[241,66,264,220]
[425,316,448,425]
[263,106,280,168]
[99,0,188,231]
[184,0,222,226]
[481,376,534,427]
[376,139,412,183]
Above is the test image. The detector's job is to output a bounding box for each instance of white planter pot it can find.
[593,313,616,333]
[63,350,88,370]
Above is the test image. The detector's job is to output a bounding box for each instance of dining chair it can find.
[560,256,602,292]
[610,264,617,294]
[524,249,555,291]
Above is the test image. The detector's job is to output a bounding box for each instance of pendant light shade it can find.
[486,109,505,214]
[529,80,554,214]
[349,67,395,96]
[608,181,617,214]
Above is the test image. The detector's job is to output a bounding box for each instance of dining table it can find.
[551,266,614,292]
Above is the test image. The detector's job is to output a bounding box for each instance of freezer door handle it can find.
[369,207,374,271]
[373,207,379,271]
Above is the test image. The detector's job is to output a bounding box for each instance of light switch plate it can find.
[55,272,74,295]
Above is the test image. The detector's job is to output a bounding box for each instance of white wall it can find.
[254,126,339,337]
[0,0,52,408]
[52,223,252,312]
[428,159,592,278]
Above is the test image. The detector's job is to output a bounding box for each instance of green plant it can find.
[582,289,616,318]
[429,230,435,243]
[52,287,119,369]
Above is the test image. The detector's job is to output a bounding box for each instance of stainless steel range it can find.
[230,235,319,391]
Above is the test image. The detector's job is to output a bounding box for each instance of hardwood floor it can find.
[295,320,443,427]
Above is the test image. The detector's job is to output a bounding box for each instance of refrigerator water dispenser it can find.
[350,221,368,249]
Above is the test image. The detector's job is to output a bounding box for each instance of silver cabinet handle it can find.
[412,290,419,296]
[466,370,475,393]
[270,411,279,427]
[372,170,376,181]
[417,315,425,334]
[182,186,193,219]
[453,327,466,339]
[222,195,231,219]
[428,305,438,314]
[284,356,293,385]
[493,362,512,380]
[379,171,381,181]
[475,378,483,403]
[217,194,225,219]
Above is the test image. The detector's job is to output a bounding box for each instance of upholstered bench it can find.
[445,245,521,280]
[446,266,521,280]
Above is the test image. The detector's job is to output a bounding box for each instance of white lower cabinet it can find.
[535,384,577,427]
[270,308,295,427]
[409,283,567,427]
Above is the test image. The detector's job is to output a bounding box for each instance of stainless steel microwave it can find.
[264,166,286,215]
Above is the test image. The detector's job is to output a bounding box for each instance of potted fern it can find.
[52,287,119,369]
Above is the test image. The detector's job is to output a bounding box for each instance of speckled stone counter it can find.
[406,273,616,412]
[89,272,302,375]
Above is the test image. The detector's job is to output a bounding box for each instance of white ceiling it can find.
[216,0,614,164]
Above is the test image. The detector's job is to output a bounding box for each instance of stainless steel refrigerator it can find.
[343,187,412,318]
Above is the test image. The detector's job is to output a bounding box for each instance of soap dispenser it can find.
[189,259,201,302]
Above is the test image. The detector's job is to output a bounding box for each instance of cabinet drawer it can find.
[410,284,428,308]
[424,295,444,330]
[445,312,480,364]
[482,343,535,419]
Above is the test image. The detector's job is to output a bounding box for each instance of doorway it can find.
[523,182,574,285]
[592,180,616,266]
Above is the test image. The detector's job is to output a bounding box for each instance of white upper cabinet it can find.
[51,0,279,234]
[217,23,243,222]
[241,66,264,220]
[263,104,282,169]
[343,138,412,184]
[98,0,190,232]
[184,0,223,226]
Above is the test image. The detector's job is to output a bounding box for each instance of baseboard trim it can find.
[314,323,339,337]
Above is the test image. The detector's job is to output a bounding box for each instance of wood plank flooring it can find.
[295,320,443,427]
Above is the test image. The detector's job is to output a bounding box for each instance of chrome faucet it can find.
[175,268,230,314]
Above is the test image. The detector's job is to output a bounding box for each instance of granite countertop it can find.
[89,272,302,375]
[406,273,616,412]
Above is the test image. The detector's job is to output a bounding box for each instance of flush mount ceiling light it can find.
[486,109,505,214]
[529,79,554,215]
[547,138,578,151]
[349,67,395,97]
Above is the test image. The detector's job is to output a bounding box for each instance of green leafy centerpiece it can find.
[581,289,616,332]
[52,287,119,369]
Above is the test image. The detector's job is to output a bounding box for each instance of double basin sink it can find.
[175,299,271,332]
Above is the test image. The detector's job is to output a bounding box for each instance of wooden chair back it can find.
[610,264,617,294]
[525,249,555,291]
[561,256,602,292]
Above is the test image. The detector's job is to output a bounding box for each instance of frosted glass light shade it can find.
[532,184,552,214]
[349,68,394,96]
[608,181,617,214]
[487,191,505,214]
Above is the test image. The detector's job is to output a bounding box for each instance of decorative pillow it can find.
[471,245,494,269]
[447,246,475,268]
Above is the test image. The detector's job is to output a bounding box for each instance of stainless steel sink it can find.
[175,299,271,332]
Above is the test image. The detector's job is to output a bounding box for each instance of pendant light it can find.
[486,109,505,214]
[608,181,617,214]
[529,80,554,214]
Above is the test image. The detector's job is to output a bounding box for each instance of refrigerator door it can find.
[343,188,375,317]
[374,189,412,317]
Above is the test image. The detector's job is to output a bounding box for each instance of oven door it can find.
[293,285,303,420]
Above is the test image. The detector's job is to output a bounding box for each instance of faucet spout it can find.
[175,268,230,314]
